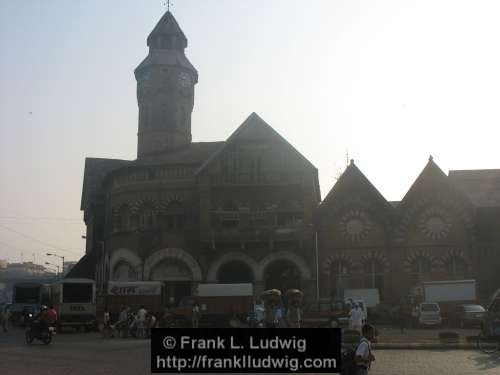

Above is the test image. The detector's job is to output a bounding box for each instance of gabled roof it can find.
[399,156,471,208]
[65,251,99,280]
[449,169,500,208]
[80,157,132,211]
[320,160,392,212]
[147,11,187,48]
[195,112,318,175]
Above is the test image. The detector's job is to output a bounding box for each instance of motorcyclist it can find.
[32,305,50,336]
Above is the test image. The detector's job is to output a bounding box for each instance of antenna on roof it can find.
[346,150,350,167]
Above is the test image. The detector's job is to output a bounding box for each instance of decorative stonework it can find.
[359,251,390,273]
[257,251,312,281]
[206,252,259,282]
[322,254,353,276]
[143,248,202,281]
[110,248,143,280]
[339,209,372,242]
[419,207,452,240]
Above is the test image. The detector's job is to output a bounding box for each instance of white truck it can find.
[413,280,477,324]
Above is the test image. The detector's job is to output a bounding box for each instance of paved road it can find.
[0,329,499,374]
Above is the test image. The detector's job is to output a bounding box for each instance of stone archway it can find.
[144,248,202,306]
[144,248,202,281]
[257,251,312,281]
[257,252,312,293]
[110,248,142,280]
[206,252,259,282]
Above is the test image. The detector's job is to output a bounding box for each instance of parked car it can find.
[416,302,442,327]
[452,304,486,328]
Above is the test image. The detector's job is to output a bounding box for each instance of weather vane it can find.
[164,0,172,11]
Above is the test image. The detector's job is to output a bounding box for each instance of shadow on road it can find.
[472,352,500,371]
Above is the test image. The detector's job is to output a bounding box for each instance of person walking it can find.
[1,305,10,333]
[349,303,363,334]
[192,302,200,328]
[136,305,147,338]
[354,324,376,375]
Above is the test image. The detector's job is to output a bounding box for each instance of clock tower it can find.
[135,11,198,158]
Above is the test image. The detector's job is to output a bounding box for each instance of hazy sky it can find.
[1,0,500,265]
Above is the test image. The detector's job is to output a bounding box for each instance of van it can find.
[417,302,442,327]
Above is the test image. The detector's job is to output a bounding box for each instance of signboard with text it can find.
[108,281,162,296]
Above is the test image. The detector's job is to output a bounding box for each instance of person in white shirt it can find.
[254,300,265,326]
[355,324,376,374]
[349,304,363,333]
[136,306,147,338]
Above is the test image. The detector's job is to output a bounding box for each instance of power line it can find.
[0,224,82,256]
[0,216,82,223]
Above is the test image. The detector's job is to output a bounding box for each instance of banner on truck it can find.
[108,282,162,296]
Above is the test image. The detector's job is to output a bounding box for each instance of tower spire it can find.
[135,9,198,158]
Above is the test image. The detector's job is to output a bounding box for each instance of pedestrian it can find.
[192,302,200,328]
[274,304,284,328]
[136,305,147,338]
[160,307,173,328]
[1,305,10,333]
[399,303,408,334]
[349,303,363,334]
[354,324,376,375]
[117,305,129,337]
[254,300,265,327]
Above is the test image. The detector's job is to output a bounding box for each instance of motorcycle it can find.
[25,314,55,345]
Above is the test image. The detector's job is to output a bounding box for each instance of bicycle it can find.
[477,332,500,354]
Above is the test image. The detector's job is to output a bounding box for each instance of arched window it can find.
[160,201,185,232]
[445,256,467,279]
[410,256,432,282]
[112,261,138,281]
[138,203,156,231]
[363,259,385,299]
[329,260,351,299]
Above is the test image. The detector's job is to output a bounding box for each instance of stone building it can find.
[73,11,320,304]
[317,157,500,304]
[70,10,500,306]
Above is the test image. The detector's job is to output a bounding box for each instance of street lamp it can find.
[45,262,60,276]
[47,253,65,275]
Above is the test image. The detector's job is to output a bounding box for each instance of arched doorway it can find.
[150,259,192,306]
[263,259,302,292]
[217,261,254,283]
[112,261,138,281]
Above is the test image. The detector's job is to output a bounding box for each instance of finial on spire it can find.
[164,0,172,11]
[429,155,433,162]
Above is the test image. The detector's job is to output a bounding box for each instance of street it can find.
[0,329,499,375]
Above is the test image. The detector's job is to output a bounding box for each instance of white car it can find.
[417,302,442,327]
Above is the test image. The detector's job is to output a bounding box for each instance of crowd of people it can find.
[102,305,159,339]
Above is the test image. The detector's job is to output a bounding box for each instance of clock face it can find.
[178,71,191,88]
